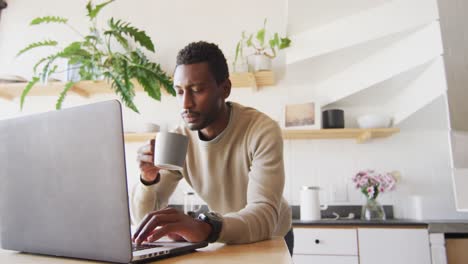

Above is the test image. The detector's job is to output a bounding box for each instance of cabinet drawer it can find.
[294,228,358,255]
[358,228,431,264]
[293,254,359,264]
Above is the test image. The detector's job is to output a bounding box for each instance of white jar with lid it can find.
[300,186,328,221]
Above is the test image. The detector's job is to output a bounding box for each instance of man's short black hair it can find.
[176,41,229,84]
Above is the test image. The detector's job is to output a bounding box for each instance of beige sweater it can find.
[130,102,292,244]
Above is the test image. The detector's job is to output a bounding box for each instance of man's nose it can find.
[182,92,194,110]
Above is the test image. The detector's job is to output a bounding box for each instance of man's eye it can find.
[176,89,183,95]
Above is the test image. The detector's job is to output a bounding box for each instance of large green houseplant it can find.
[16,0,175,113]
[233,18,291,72]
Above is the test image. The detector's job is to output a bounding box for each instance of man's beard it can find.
[186,120,203,130]
[181,110,214,131]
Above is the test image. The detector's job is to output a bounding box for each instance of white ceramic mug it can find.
[153,132,188,170]
[300,186,328,221]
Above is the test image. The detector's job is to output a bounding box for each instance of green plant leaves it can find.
[135,73,161,101]
[113,33,130,50]
[20,77,39,110]
[16,40,58,57]
[255,18,268,47]
[235,18,292,59]
[234,41,242,64]
[245,34,252,46]
[279,37,291,49]
[32,57,49,74]
[18,0,173,113]
[256,29,266,47]
[56,82,75,110]
[62,42,83,55]
[104,71,139,113]
[30,16,67,25]
[128,50,174,100]
[58,42,93,61]
[86,0,114,20]
[106,18,155,52]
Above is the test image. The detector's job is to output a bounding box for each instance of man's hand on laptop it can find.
[132,207,212,245]
[137,139,160,183]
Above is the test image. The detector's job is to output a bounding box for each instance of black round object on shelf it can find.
[322,109,345,129]
[0,0,7,10]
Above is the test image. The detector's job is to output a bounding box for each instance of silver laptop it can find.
[0,100,207,263]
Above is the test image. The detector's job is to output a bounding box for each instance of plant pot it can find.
[67,63,81,82]
[251,54,272,72]
[231,60,249,73]
[67,63,104,82]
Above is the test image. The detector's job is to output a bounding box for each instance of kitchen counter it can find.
[293,219,468,233]
[290,205,468,233]
[293,218,428,227]
[426,220,468,233]
[0,237,292,264]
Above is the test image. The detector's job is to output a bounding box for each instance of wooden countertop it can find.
[0,237,292,264]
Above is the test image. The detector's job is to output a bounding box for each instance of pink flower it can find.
[367,186,375,198]
[359,178,368,187]
[352,170,400,199]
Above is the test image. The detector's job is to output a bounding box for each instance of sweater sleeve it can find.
[218,119,285,244]
[129,170,183,225]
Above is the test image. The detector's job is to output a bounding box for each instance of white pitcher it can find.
[300,186,328,221]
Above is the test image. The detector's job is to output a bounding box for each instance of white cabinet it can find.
[294,228,358,255]
[358,228,431,264]
[293,228,358,263]
[293,254,359,264]
[293,226,431,264]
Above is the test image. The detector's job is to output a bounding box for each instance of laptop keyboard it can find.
[132,243,163,251]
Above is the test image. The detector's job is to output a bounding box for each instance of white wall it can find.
[437,0,468,211]
[0,0,466,219]
[437,0,468,132]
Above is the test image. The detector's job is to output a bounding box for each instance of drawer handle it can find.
[315,239,320,244]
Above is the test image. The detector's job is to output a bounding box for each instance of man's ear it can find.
[221,79,231,99]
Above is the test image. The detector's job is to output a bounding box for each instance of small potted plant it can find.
[231,31,249,73]
[233,18,291,72]
[16,0,175,113]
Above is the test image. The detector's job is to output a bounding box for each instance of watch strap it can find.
[198,212,223,243]
[140,172,160,186]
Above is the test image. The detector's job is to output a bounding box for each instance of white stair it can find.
[397,94,450,131]
[318,22,443,106]
[450,130,468,169]
[389,57,447,124]
[327,59,447,129]
[286,0,447,129]
[287,0,439,64]
[287,0,389,35]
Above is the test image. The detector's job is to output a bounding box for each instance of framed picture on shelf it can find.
[283,102,321,129]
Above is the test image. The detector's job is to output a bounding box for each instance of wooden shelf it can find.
[123,128,399,143]
[124,132,157,142]
[282,128,400,143]
[230,71,275,90]
[0,71,275,100]
[0,80,150,101]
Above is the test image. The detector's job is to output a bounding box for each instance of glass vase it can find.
[361,198,386,220]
